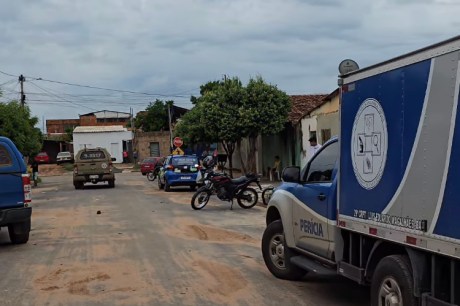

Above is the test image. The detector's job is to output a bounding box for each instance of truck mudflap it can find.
[0,207,32,226]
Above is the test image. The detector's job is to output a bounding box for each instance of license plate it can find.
[90,175,99,179]
[181,176,191,180]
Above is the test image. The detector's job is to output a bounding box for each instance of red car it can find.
[34,152,50,164]
[140,157,163,175]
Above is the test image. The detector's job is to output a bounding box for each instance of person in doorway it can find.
[122,151,128,163]
[269,156,281,181]
[308,136,322,159]
[31,158,39,187]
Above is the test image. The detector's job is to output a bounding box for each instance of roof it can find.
[79,110,131,119]
[323,88,339,102]
[73,125,129,133]
[288,94,328,123]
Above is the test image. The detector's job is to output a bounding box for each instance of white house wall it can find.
[73,131,132,163]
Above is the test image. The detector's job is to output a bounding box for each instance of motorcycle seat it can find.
[231,176,247,184]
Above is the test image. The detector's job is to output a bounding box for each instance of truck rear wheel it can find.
[262,220,307,280]
[8,219,31,244]
[371,255,417,306]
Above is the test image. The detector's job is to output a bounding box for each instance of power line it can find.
[0,69,197,98]
[0,70,17,78]
[28,81,98,111]
[0,79,17,87]
[33,78,193,98]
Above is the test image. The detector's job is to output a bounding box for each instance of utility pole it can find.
[167,103,173,153]
[130,107,135,163]
[19,74,25,107]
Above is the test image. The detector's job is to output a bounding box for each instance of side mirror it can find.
[111,157,116,161]
[282,166,300,183]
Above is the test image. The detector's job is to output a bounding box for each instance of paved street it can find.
[0,172,369,306]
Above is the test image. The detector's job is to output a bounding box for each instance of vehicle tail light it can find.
[166,165,174,170]
[74,164,78,174]
[197,165,202,170]
[22,174,32,205]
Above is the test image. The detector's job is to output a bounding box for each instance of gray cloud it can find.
[0,0,459,128]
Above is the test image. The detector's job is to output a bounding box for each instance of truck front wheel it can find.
[262,220,307,280]
[8,219,31,244]
[371,255,417,306]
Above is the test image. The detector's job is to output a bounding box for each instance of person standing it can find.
[308,136,322,160]
[122,151,128,163]
[269,156,281,181]
[31,158,39,187]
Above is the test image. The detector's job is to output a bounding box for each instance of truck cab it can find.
[262,138,341,279]
[0,137,32,244]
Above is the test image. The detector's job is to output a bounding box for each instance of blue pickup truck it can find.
[0,137,32,244]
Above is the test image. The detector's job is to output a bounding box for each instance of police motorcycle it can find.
[191,156,262,210]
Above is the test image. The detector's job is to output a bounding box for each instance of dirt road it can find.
[0,172,369,306]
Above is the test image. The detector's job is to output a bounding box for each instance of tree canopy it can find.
[175,76,291,175]
[0,101,43,157]
[135,99,173,132]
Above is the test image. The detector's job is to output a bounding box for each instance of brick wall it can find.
[79,115,97,126]
[135,131,171,161]
[46,119,80,134]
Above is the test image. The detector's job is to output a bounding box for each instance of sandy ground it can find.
[0,173,369,306]
[36,164,68,177]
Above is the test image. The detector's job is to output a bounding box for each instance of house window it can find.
[150,142,160,157]
[321,129,331,143]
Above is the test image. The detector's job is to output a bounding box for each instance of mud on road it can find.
[0,172,369,306]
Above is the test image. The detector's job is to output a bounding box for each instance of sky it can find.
[0,0,459,131]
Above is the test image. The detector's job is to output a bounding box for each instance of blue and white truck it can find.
[0,137,32,244]
[262,36,460,305]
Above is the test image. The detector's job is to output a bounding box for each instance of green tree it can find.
[64,127,73,142]
[176,76,290,176]
[0,101,43,157]
[135,99,174,132]
[190,80,221,105]
[200,77,246,177]
[176,78,246,177]
[243,76,291,173]
[174,102,210,145]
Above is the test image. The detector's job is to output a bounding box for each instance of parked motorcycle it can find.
[147,164,162,181]
[191,169,262,210]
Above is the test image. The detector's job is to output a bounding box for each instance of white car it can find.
[56,151,73,164]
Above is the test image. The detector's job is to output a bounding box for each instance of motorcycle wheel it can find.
[191,187,212,210]
[147,172,156,181]
[237,187,258,209]
[262,187,274,206]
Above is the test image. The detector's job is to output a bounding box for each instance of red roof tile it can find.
[288,94,328,123]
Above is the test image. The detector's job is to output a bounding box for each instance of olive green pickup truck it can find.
[73,148,116,189]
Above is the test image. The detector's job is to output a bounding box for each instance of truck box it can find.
[339,36,460,259]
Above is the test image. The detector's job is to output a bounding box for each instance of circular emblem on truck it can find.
[351,98,388,190]
[101,163,108,169]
